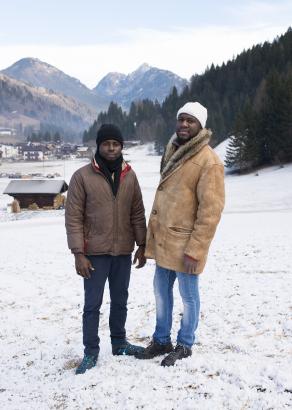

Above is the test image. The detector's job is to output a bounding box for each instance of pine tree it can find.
[226,103,260,170]
[259,71,292,164]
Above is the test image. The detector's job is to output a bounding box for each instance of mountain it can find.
[2,58,107,111]
[93,63,188,108]
[94,72,126,98]
[0,74,96,137]
[0,59,188,139]
[2,59,188,112]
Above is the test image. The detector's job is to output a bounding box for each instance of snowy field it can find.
[0,144,292,410]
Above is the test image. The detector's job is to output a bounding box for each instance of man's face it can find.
[99,139,122,161]
[176,113,202,141]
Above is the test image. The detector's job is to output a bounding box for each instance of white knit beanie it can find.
[176,102,207,128]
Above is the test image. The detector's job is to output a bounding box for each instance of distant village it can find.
[0,127,139,213]
[0,126,94,177]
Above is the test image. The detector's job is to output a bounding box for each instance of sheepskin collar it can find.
[160,128,212,179]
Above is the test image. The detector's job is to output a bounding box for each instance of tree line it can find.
[83,28,292,170]
[27,130,62,144]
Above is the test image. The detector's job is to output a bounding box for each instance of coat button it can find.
[158,186,163,191]
[152,210,157,215]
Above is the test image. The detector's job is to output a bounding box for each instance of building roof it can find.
[77,146,89,152]
[4,180,68,195]
[23,146,44,152]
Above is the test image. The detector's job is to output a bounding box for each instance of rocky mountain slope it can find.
[94,63,188,107]
[2,58,107,111]
[3,59,188,110]
[0,73,96,136]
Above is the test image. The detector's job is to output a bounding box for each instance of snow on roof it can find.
[3,180,68,195]
[76,146,89,152]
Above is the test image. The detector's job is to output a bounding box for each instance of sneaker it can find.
[135,339,173,359]
[75,354,98,375]
[112,340,145,356]
[161,344,192,367]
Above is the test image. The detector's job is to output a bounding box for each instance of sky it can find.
[0,0,291,88]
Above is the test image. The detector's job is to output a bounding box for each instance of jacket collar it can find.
[91,158,131,177]
[160,128,211,181]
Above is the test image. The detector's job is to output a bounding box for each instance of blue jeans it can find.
[83,255,131,356]
[153,264,200,348]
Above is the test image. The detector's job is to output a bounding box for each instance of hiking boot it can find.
[135,339,173,359]
[75,354,98,375]
[112,340,145,356]
[161,344,192,367]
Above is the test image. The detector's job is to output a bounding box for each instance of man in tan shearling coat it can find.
[135,102,225,366]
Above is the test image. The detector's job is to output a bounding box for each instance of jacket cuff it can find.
[71,249,84,255]
[135,230,147,247]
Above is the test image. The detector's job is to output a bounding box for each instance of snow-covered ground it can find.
[0,143,291,409]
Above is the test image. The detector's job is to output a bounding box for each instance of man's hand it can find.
[133,246,146,268]
[74,254,94,279]
[183,254,198,274]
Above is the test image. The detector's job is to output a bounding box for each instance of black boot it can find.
[135,339,173,359]
[161,344,192,367]
[112,340,145,356]
[75,354,98,375]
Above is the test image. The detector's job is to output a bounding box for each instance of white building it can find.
[0,144,19,159]
[0,127,17,137]
[23,146,44,161]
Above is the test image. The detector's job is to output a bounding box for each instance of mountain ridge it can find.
[2,58,188,109]
[93,62,188,107]
[2,58,107,111]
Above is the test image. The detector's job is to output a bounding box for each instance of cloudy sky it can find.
[0,0,291,88]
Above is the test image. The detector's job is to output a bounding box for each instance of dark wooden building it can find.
[4,180,68,208]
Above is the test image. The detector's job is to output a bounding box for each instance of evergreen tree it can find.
[53,132,61,144]
[44,131,51,142]
[259,71,292,164]
[226,103,259,170]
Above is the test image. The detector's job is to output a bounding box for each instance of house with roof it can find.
[22,145,44,161]
[0,144,19,159]
[76,146,93,159]
[4,180,68,209]
[0,127,16,137]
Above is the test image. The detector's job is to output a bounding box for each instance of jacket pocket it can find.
[168,226,192,235]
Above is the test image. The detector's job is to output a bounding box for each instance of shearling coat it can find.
[145,129,225,274]
[65,160,146,256]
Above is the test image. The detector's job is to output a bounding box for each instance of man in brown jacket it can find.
[135,102,225,366]
[65,124,147,374]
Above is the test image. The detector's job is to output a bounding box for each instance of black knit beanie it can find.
[96,124,124,148]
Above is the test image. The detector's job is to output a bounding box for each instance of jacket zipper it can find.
[94,169,125,254]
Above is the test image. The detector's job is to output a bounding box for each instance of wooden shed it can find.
[4,180,68,209]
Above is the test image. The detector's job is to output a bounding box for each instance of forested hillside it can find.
[0,74,96,138]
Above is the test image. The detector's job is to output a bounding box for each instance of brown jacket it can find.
[145,129,225,274]
[65,160,146,255]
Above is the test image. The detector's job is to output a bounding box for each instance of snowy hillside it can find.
[0,145,291,409]
[214,138,230,163]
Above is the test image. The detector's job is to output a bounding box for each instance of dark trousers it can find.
[83,254,131,356]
